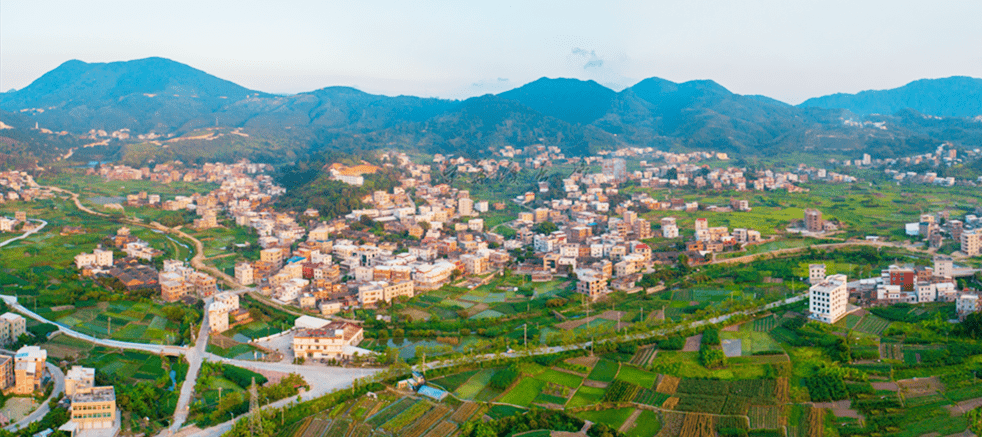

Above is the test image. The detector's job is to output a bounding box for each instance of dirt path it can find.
[712,240,968,265]
[682,334,703,352]
[44,185,107,217]
[148,221,240,287]
[948,397,982,416]
[618,409,642,433]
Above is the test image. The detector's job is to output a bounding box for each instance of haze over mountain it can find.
[801,76,982,118]
[2,57,981,166]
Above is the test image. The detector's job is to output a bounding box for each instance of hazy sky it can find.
[2,0,980,104]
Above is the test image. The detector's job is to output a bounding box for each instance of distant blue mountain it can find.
[0,57,262,132]
[800,76,982,118]
[3,57,981,164]
[498,77,618,125]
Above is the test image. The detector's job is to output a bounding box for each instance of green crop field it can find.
[568,386,606,408]
[587,359,620,382]
[535,369,584,388]
[615,364,658,388]
[499,378,547,407]
[624,410,662,437]
[854,315,891,335]
[575,408,634,431]
[454,369,496,399]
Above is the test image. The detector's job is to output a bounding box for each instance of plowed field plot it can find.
[450,402,480,423]
[748,405,782,429]
[854,315,890,335]
[753,316,777,332]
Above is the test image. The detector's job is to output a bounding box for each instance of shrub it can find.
[488,367,519,390]
[659,336,685,350]
[222,364,268,389]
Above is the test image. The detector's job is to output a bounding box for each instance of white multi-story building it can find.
[962,230,981,256]
[957,294,981,320]
[661,217,679,238]
[458,197,473,217]
[808,264,827,285]
[934,255,953,279]
[809,274,848,324]
[235,262,254,285]
[208,301,232,333]
[0,313,26,344]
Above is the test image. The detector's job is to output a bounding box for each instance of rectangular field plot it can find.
[752,316,777,332]
[623,410,662,437]
[674,394,727,414]
[535,369,584,388]
[587,359,619,382]
[454,369,496,400]
[498,378,546,407]
[615,365,658,388]
[568,386,606,408]
[575,408,635,431]
[633,388,670,407]
[854,315,891,335]
[748,405,783,429]
[366,398,416,427]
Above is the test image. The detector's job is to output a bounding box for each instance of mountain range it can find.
[2,57,982,166]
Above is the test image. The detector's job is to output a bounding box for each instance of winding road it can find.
[3,363,65,432]
[0,219,48,248]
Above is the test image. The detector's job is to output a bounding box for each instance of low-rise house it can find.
[67,386,117,431]
[64,366,95,396]
[13,346,46,394]
[293,321,366,360]
[0,313,26,344]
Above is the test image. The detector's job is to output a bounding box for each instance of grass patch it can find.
[587,359,619,382]
[498,378,547,407]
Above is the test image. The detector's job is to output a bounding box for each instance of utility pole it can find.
[108,317,111,336]
[523,323,527,349]
[249,377,261,436]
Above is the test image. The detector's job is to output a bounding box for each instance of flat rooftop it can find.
[73,386,116,403]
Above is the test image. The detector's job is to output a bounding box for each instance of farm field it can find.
[498,378,547,407]
[37,300,190,345]
[853,314,891,335]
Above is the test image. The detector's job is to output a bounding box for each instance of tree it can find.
[532,221,558,235]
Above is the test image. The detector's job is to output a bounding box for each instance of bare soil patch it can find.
[568,355,598,369]
[897,376,941,397]
[946,397,982,416]
[682,334,703,352]
[870,381,899,391]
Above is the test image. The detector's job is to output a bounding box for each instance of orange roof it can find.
[325,163,380,176]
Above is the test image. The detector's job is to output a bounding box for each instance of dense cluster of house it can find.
[905,211,982,255]
[0,210,31,233]
[88,161,273,184]
[206,292,250,334]
[0,171,52,203]
[850,144,982,186]
[809,255,979,323]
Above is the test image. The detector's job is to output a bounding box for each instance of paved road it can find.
[0,295,189,356]
[0,219,48,248]
[416,292,809,372]
[4,363,65,432]
[169,359,379,437]
[43,185,108,217]
[148,222,240,288]
[715,239,975,266]
[169,298,213,434]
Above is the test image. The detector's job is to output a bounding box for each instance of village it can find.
[0,146,980,437]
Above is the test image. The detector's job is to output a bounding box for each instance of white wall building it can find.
[809,274,848,324]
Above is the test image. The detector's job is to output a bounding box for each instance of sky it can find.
[2,0,980,104]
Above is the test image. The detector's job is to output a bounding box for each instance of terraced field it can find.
[854,315,891,335]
